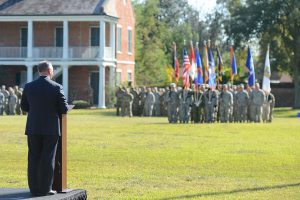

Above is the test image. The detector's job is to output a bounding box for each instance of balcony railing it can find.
[0,46,115,60]
[0,47,27,58]
[69,47,98,59]
[33,47,63,58]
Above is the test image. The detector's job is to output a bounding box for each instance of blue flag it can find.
[195,47,204,85]
[231,54,237,74]
[246,47,255,86]
[208,48,216,88]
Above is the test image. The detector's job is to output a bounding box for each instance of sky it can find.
[187,0,217,19]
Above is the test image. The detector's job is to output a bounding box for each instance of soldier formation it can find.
[115,83,275,123]
[0,85,25,116]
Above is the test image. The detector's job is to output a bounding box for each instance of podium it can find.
[53,114,69,192]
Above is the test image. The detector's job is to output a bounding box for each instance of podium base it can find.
[0,188,87,200]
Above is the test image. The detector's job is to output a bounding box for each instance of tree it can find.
[220,0,300,108]
[134,0,168,86]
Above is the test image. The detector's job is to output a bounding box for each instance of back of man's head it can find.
[37,61,51,73]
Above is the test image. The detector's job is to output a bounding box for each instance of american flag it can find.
[182,48,190,88]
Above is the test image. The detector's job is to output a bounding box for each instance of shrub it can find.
[72,100,90,109]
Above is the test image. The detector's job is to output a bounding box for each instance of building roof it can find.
[0,0,109,15]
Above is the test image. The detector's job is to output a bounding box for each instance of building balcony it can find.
[0,46,115,60]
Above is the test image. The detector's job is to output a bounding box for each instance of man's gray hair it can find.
[37,61,52,73]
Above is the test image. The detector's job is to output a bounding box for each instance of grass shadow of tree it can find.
[160,182,300,200]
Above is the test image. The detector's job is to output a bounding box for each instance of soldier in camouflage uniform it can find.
[262,91,275,123]
[268,92,275,122]
[0,90,4,115]
[192,84,205,123]
[204,87,218,123]
[1,85,9,115]
[144,87,155,117]
[166,83,179,123]
[219,84,233,123]
[246,85,254,122]
[251,83,265,123]
[179,86,193,123]
[152,87,161,117]
[231,85,238,122]
[236,84,249,122]
[8,87,18,115]
[130,87,140,116]
[139,86,147,116]
[14,86,23,115]
[122,88,134,117]
[159,88,166,116]
[115,87,125,116]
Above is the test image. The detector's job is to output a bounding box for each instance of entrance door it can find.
[90,72,99,105]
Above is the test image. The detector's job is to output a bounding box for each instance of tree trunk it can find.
[293,35,300,108]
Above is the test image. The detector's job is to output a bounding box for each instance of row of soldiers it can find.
[0,85,25,115]
[115,83,275,123]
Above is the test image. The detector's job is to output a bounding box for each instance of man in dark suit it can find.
[21,61,68,196]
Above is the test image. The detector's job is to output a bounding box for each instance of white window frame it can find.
[127,69,132,82]
[117,25,122,54]
[127,27,133,55]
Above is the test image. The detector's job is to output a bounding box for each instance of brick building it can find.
[0,0,135,108]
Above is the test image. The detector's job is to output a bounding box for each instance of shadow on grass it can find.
[160,182,300,200]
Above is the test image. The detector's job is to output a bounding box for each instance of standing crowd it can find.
[0,85,25,115]
[115,83,275,123]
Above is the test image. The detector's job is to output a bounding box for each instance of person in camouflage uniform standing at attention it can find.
[192,84,205,123]
[246,85,254,122]
[251,83,265,123]
[159,88,166,116]
[268,92,275,122]
[219,84,233,123]
[115,87,125,116]
[0,90,4,115]
[130,87,140,116]
[8,87,18,115]
[122,88,134,117]
[14,85,23,115]
[236,84,249,122]
[139,86,147,116]
[152,87,161,116]
[262,91,275,123]
[144,87,155,117]
[230,85,238,122]
[204,87,218,123]
[179,86,193,123]
[1,85,9,115]
[166,83,179,123]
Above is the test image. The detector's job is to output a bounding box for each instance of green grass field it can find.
[0,108,300,199]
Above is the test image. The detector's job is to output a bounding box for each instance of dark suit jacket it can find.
[21,76,68,136]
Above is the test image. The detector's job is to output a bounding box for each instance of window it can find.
[20,28,27,47]
[128,29,132,54]
[55,27,63,47]
[90,27,100,46]
[127,71,132,82]
[116,71,122,85]
[117,27,122,52]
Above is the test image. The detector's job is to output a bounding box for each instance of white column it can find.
[110,23,116,59]
[27,20,33,59]
[63,20,69,59]
[98,64,106,108]
[62,65,69,100]
[26,65,33,83]
[99,21,106,59]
